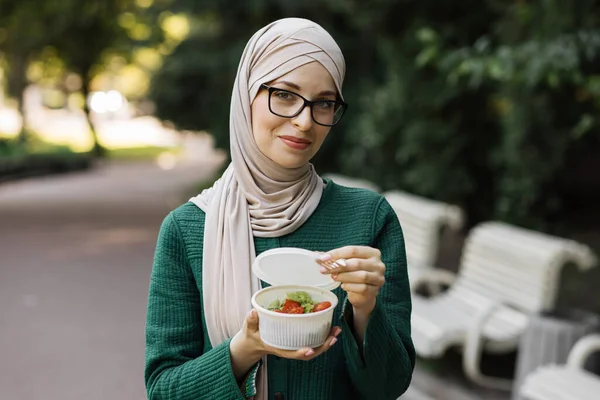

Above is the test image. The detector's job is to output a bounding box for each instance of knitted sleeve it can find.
[339,197,416,399]
[144,212,246,400]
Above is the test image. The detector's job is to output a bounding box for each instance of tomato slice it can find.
[286,306,304,314]
[281,299,302,313]
[312,301,332,312]
[283,299,301,308]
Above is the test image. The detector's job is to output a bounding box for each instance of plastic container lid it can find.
[252,247,341,291]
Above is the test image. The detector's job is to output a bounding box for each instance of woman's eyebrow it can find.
[273,80,301,91]
[317,89,337,97]
[273,80,337,97]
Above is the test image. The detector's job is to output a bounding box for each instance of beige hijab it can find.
[189,18,345,398]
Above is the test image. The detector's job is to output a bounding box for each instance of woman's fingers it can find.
[332,270,385,286]
[321,326,342,349]
[319,257,385,276]
[339,282,379,296]
[320,246,380,262]
[300,326,342,358]
[244,309,260,333]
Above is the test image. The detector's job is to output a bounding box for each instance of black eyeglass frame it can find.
[260,84,348,127]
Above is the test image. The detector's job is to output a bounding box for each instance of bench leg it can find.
[463,302,514,391]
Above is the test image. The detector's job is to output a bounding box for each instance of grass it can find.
[1,134,181,162]
[0,134,75,159]
[0,133,181,181]
[0,135,91,182]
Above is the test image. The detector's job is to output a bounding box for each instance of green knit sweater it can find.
[145,180,415,400]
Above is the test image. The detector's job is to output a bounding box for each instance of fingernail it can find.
[320,253,332,261]
[247,309,253,317]
[305,349,315,356]
[331,274,338,280]
[329,338,338,347]
[335,328,342,336]
[319,266,328,274]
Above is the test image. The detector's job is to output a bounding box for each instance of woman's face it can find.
[251,62,338,169]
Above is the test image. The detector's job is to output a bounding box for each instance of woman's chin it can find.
[272,155,311,169]
[267,146,314,169]
[277,160,309,169]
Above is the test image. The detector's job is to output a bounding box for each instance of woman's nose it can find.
[291,105,313,131]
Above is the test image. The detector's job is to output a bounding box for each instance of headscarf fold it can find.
[189,17,345,399]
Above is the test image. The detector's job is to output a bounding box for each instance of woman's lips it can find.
[279,136,312,150]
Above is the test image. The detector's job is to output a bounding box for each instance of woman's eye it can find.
[315,101,334,110]
[274,91,294,101]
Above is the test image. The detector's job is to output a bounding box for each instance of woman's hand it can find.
[318,246,386,314]
[316,246,385,349]
[230,309,341,381]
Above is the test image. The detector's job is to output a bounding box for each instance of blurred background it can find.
[1,1,599,399]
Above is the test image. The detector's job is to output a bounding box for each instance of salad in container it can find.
[251,248,339,350]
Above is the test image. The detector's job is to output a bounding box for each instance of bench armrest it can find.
[463,301,514,390]
[566,334,600,370]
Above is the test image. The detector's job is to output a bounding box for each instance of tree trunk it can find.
[80,74,105,157]
[6,53,28,144]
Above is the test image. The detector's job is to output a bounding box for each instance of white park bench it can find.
[384,190,464,293]
[410,221,597,390]
[322,173,381,192]
[518,334,600,400]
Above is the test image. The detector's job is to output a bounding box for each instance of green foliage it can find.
[149,0,600,231]
[0,133,91,181]
[0,0,144,75]
[150,34,244,150]
[0,0,165,155]
[105,146,179,160]
[0,132,76,159]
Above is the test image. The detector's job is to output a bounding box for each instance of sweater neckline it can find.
[320,177,337,206]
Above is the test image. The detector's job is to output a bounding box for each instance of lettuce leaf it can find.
[267,299,281,310]
[286,291,316,313]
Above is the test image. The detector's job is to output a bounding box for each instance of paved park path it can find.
[0,136,223,400]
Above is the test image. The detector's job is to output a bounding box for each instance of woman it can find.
[145,18,415,400]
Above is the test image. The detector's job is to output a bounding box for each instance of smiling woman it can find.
[250,62,343,169]
[145,17,415,400]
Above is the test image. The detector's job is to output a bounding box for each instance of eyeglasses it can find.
[260,84,348,127]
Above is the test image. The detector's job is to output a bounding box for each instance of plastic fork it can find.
[316,256,346,271]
